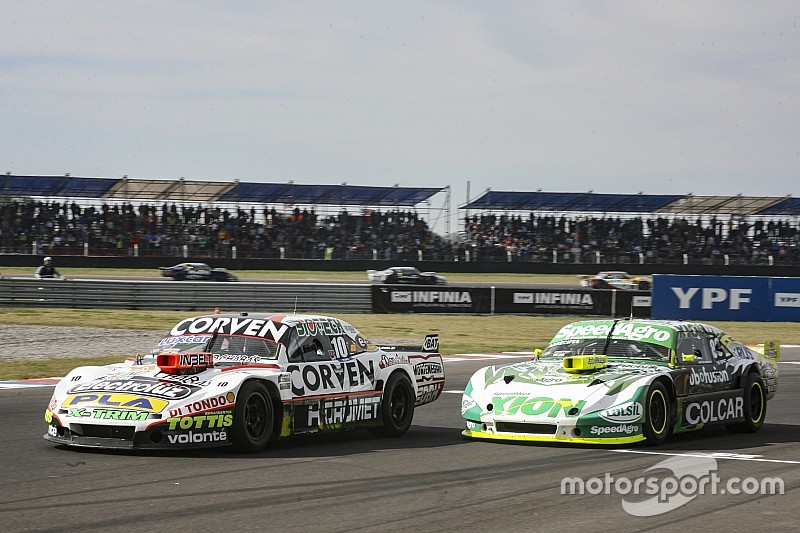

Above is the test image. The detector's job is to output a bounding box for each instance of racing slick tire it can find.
[638,281,651,290]
[173,271,186,281]
[231,381,274,452]
[642,381,671,445]
[369,372,415,438]
[726,372,766,433]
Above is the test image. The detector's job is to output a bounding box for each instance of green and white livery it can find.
[462,319,779,445]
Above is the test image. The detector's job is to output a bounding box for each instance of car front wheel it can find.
[643,381,670,445]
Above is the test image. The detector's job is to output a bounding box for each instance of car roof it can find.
[171,313,355,330]
[552,319,725,344]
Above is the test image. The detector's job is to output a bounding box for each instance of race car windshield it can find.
[541,338,669,361]
[149,334,279,361]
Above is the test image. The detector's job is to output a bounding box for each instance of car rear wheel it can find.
[643,381,670,445]
[231,381,274,452]
[173,271,186,281]
[369,373,415,437]
[726,372,766,433]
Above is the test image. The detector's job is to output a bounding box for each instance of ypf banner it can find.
[650,275,798,321]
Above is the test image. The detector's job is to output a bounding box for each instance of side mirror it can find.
[681,353,696,363]
[533,348,543,358]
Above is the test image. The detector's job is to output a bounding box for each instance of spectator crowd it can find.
[1,199,799,264]
[0,199,447,261]
[463,213,800,265]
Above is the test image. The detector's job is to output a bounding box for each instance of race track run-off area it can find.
[1,348,798,532]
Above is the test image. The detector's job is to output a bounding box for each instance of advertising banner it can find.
[371,286,491,313]
[651,275,770,321]
[770,277,800,322]
[493,288,607,315]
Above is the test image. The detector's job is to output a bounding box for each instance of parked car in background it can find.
[159,263,238,282]
[366,266,446,285]
[578,271,651,290]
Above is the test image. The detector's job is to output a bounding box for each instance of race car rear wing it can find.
[378,335,444,406]
[377,334,440,353]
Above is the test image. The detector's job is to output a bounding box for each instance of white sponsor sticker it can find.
[774,292,800,308]
[391,291,412,303]
[514,293,534,304]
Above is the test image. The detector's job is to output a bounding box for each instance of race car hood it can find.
[49,359,286,433]
[462,357,668,424]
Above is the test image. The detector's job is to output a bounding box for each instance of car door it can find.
[676,332,731,396]
[325,324,381,428]
[284,325,350,432]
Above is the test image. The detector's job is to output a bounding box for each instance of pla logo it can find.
[599,402,643,423]
[63,393,169,413]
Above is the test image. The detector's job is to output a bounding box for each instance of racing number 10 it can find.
[332,336,349,358]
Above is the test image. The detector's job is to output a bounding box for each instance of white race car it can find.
[578,271,651,290]
[45,313,445,452]
[366,266,446,285]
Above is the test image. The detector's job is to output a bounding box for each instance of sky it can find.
[1,1,798,233]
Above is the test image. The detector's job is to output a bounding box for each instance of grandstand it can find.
[0,174,451,261]
[1,175,798,265]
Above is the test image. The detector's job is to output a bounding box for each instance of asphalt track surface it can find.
[2,350,798,532]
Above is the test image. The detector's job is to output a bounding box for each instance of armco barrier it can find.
[0,279,372,313]
[0,278,651,317]
[651,274,800,321]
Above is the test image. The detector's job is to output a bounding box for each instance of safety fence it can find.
[0,279,651,317]
[0,279,372,313]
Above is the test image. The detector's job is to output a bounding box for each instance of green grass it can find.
[0,356,128,380]
[0,307,796,380]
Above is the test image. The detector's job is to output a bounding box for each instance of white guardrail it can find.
[0,279,372,313]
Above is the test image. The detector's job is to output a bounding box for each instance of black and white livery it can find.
[44,313,445,452]
[367,266,446,285]
[159,263,238,282]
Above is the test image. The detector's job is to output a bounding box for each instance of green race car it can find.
[462,319,779,445]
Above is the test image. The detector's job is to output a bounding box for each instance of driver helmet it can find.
[43,256,53,264]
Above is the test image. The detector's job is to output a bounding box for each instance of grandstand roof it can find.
[0,175,120,197]
[220,182,441,206]
[462,190,682,212]
[462,190,800,217]
[756,196,800,216]
[655,195,790,216]
[0,175,443,207]
[104,179,235,201]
